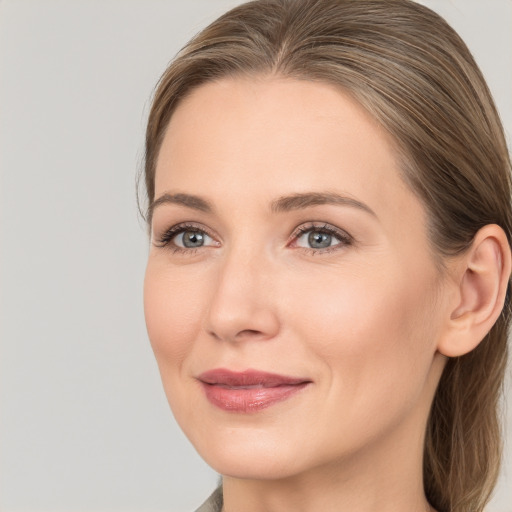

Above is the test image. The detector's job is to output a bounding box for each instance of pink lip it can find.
[197,369,311,413]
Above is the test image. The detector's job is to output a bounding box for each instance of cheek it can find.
[288,260,439,413]
[143,260,205,374]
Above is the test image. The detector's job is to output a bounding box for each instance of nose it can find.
[203,245,280,344]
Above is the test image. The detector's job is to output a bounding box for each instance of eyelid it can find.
[288,222,354,253]
[153,222,219,249]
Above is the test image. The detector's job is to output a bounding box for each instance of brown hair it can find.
[141,1,512,510]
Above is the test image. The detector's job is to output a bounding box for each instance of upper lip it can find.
[198,368,310,387]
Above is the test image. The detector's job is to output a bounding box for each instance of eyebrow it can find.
[149,191,376,222]
[270,191,376,216]
[150,192,213,217]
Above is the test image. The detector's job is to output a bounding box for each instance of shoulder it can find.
[195,486,223,512]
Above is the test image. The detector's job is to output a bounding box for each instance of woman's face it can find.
[144,77,448,480]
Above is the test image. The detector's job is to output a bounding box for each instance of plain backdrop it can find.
[0,1,511,511]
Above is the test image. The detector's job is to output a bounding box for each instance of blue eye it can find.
[175,230,211,248]
[293,223,352,253]
[156,223,217,252]
[303,231,334,249]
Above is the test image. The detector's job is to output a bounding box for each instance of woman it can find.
[141,1,512,511]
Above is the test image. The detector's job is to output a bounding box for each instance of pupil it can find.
[308,231,331,248]
[183,231,204,248]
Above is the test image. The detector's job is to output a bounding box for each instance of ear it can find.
[437,224,511,358]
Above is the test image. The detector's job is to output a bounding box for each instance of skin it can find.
[144,76,457,512]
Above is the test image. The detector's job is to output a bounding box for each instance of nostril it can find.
[236,329,269,339]
[208,328,269,343]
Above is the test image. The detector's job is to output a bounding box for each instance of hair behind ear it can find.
[425,226,512,512]
[425,312,510,512]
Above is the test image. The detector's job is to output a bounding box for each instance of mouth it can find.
[197,369,312,413]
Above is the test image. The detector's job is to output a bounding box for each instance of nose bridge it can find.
[204,238,279,343]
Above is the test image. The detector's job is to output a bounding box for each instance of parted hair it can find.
[142,1,512,510]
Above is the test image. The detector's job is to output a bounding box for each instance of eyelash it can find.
[291,223,353,254]
[155,222,216,254]
[155,222,353,255]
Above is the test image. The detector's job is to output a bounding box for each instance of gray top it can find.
[195,486,223,512]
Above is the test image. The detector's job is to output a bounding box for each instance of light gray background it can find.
[0,1,510,511]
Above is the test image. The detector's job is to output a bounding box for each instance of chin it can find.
[191,428,307,480]
[205,453,301,481]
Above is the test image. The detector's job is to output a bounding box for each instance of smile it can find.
[197,369,312,413]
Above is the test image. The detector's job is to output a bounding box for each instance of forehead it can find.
[155,76,422,229]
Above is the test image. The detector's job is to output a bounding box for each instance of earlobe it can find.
[438,224,511,358]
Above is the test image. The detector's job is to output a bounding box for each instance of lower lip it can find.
[200,382,310,413]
